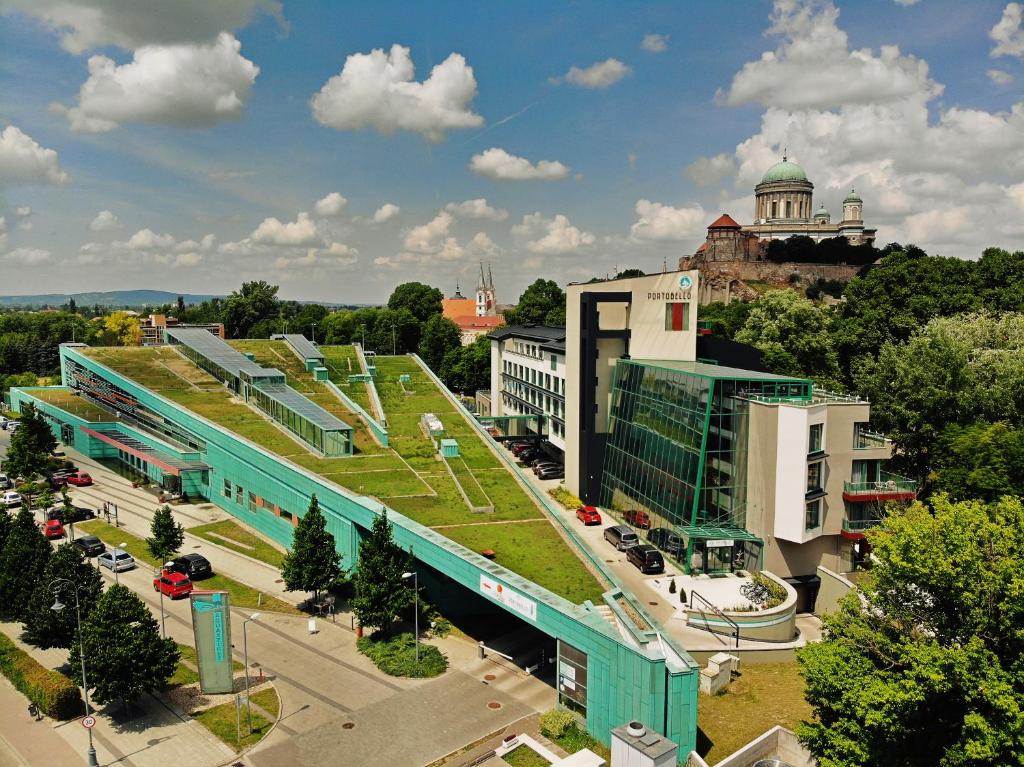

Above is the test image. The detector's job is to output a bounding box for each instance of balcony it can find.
[841,516,883,539]
[842,472,918,503]
[853,426,890,450]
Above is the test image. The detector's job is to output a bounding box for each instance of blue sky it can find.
[1,0,1022,303]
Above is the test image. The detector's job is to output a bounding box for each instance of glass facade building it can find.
[600,359,811,572]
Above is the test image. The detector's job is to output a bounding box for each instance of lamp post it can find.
[50,578,98,767]
[153,562,173,638]
[243,613,260,733]
[391,323,397,356]
[310,322,317,344]
[401,571,419,663]
[358,324,366,350]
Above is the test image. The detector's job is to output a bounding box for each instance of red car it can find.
[153,571,194,599]
[41,519,65,539]
[623,509,652,529]
[65,471,93,487]
[576,506,602,525]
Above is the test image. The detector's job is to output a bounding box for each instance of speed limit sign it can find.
[82,715,96,729]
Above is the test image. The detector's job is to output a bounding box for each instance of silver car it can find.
[3,491,22,509]
[97,550,136,572]
[603,525,640,551]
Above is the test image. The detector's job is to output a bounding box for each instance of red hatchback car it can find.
[41,519,65,539]
[576,506,602,525]
[65,471,93,487]
[623,509,652,529]
[153,571,194,599]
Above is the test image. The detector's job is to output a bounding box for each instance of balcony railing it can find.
[853,428,890,449]
[843,472,918,499]
[842,517,882,533]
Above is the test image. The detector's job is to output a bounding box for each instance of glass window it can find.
[248,492,257,512]
[664,302,690,331]
[807,461,823,492]
[223,479,231,498]
[808,423,823,453]
[235,485,243,504]
[550,354,557,371]
[805,499,821,529]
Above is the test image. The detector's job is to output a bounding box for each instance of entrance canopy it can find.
[81,425,209,477]
[678,525,762,543]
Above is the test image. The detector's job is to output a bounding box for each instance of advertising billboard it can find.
[190,591,233,694]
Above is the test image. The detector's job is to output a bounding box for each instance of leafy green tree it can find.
[1,403,57,479]
[352,510,413,636]
[387,282,444,323]
[0,509,52,620]
[368,308,420,354]
[69,584,179,709]
[440,334,490,393]
[146,505,184,561]
[0,512,10,552]
[929,421,1024,502]
[697,301,754,340]
[856,312,1024,483]
[798,496,1024,766]
[223,281,280,338]
[23,543,103,649]
[734,290,840,386]
[419,315,462,371]
[503,279,565,326]
[281,495,344,603]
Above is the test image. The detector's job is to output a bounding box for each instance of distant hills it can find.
[0,290,371,309]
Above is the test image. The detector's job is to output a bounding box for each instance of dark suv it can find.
[167,553,213,580]
[47,506,97,524]
[626,544,665,574]
[647,527,684,559]
[73,535,106,557]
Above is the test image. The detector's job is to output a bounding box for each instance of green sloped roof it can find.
[760,160,808,183]
[843,189,863,203]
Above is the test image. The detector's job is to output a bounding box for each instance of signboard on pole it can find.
[190,591,233,694]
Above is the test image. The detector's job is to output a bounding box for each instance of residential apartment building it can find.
[139,314,224,346]
[488,325,567,452]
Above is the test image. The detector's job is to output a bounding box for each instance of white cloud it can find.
[992,3,1024,58]
[630,200,707,242]
[721,1,940,109]
[371,203,400,223]
[555,58,631,89]
[0,125,69,184]
[310,44,483,143]
[15,206,31,217]
[469,147,570,181]
[125,228,175,249]
[641,34,669,53]
[893,0,919,5]
[272,242,358,270]
[1,0,282,54]
[314,192,348,217]
[251,211,319,246]
[684,153,736,186]
[444,198,509,221]
[173,234,215,252]
[90,209,121,231]
[514,212,595,255]
[55,33,259,132]
[2,247,50,265]
[404,211,453,253]
[14,206,32,231]
[988,68,1015,85]
[469,231,499,256]
[172,252,203,267]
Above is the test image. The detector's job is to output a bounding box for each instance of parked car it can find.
[98,550,136,573]
[73,535,106,557]
[518,449,544,464]
[167,553,213,580]
[537,466,565,480]
[2,491,19,508]
[647,527,685,559]
[622,509,652,530]
[603,525,639,550]
[153,571,193,599]
[627,544,665,574]
[47,506,97,524]
[527,455,554,468]
[65,471,93,487]
[4,421,19,431]
[532,461,560,475]
[576,506,602,525]
[41,519,65,539]
[511,442,536,456]
[0,473,11,490]
[48,474,68,490]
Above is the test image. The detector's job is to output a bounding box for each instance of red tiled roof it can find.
[708,213,741,229]
[454,315,503,330]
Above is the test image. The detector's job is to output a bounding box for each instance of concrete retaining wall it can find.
[814,565,855,616]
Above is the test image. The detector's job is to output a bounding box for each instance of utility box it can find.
[313,366,329,381]
[440,438,459,458]
[399,374,411,383]
[610,721,678,767]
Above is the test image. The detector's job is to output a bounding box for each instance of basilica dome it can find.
[760,160,808,183]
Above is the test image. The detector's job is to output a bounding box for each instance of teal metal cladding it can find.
[13,346,699,760]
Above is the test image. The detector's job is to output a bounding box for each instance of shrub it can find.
[548,486,583,510]
[0,631,81,719]
[539,708,577,739]
[357,632,448,678]
[752,572,788,609]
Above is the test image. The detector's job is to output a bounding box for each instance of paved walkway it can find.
[0,675,83,767]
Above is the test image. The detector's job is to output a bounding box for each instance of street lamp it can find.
[153,562,174,638]
[113,543,127,585]
[358,324,366,350]
[401,572,419,663]
[51,578,98,767]
[310,322,317,344]
[243,613,261,733]
[390,323,397,356]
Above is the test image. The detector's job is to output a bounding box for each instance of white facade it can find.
[489,329,567,452]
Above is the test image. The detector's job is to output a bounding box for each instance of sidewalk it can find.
[0,675,82,767]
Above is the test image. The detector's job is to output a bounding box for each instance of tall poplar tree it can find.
[0,509,52,620]
[281,495,344,604]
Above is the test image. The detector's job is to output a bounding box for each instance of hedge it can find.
[0,631,82,719]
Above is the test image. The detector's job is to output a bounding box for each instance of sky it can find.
[1,0,1023,304]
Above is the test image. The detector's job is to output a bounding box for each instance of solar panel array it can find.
[253,382,352,432]
[280,333,324,361]
[166,328,277,379]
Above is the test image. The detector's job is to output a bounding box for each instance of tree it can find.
[1,403,57,479]
[387,282,444,323]
[856,312,1024,483]
[929,421,1024,502]
[368,308,420,354]
[69,584,179,709]
[352,510,413,635]
[503,279,565,326]
[146,505,184,561]
[797,496,1024,766]
[734,290,841,386]
[100,311,141,346]
[440,334,490,393]
[68,297,77,314]
[419,315,462,371]
[697,301,754,340]
[0,509,52,620]
[23,543,103,649]
[223,281,280,338]
[280,495,344,603]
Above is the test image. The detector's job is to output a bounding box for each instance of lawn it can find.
[697,662,813,763]
[189,519,286,569]
[193,686,279,751]
[75,520,301,615]
[503,745,550,767]
[24,387,113,422]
